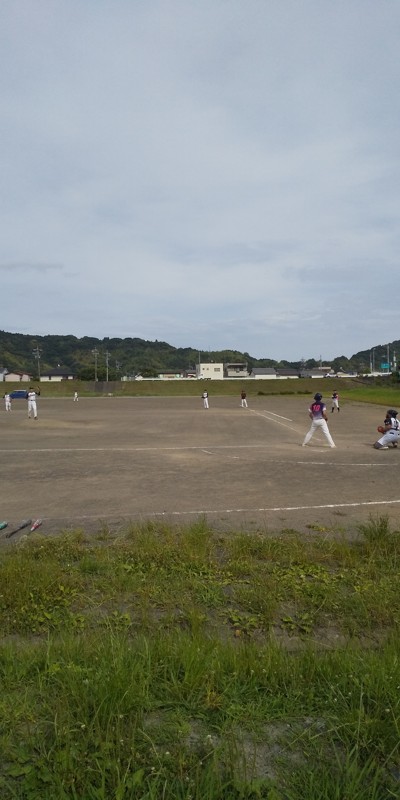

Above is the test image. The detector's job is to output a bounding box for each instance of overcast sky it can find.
[1,1,399,361]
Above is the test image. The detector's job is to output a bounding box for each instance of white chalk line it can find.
[259,410,293,421]
[250,409,298,433]
[0,444,300,454]
[30,498,400,524]
[0,445,392,468]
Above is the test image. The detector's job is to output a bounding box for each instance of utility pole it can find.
[32,345,41,381]
[105,350,110,382]
[92,348,99,382]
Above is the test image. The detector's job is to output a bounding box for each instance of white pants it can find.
[203,397,209,408]
[241,398,248,407]
[303,418,335,447]
[5,400,11,411]
[376,429,400,447]
[332,399,339,410]
[28,400,37,418]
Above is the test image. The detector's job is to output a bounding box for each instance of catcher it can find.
[374,409,400,450]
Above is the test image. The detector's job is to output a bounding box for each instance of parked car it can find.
[9,389,28,399]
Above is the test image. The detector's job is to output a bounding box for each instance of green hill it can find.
[0,329,399,380]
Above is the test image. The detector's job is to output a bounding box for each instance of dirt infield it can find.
[1,395,399,541]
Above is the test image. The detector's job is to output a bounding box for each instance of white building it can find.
[196,362,224,380]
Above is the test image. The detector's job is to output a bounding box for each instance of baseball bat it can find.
[6,519,32,539]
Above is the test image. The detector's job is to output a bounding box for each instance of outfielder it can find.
[302,392,336,448]
[240,389,248,408]
[4,393,11,411]
[202,389,209,409]
[27,387,40,419]
[374,409,400,449]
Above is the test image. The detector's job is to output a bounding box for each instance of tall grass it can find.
[0,520,399,798]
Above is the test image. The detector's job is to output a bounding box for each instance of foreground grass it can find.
[0,517,399,798]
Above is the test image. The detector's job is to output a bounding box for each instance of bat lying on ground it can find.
[6,519,32,539]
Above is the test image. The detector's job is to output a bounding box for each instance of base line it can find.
[260,410,293,421]
[28,498,400,525]
[250,409,298,433]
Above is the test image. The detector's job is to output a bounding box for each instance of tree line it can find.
[0,329,398,380]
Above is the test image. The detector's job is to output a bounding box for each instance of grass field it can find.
[0,516,399,799]
[4,376,400,406]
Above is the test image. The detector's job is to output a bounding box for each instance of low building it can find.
[196,362,224,380]
[40,367,76,382]
[299,370,325,379]
[276,369,299,379]
[158,371,185,380]
[249,368,277,380]
[224,362,249,379]
[4,371,32,382]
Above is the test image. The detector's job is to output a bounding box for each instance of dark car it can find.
[9,389,28,399]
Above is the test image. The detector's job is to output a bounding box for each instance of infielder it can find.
[331,391,340,412]
[374,409,400,449]
[302,392,336,448]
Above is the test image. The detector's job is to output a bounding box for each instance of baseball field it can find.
[1,392,399,539]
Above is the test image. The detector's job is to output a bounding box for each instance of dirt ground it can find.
[1,394,399,542]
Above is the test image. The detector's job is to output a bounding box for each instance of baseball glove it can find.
[377,426,386,434]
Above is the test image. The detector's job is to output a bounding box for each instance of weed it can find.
[358,514,392,544]
[0,524,400,798]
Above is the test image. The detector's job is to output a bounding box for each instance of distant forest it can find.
[0,329,399,380]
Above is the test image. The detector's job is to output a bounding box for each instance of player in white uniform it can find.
[331,391,340,412]
[302,393,336,448]
[4,393,11,411]
[240,390,248,408]
[27,387,40,419]
[374,410,400,449]
[202,390,209,409]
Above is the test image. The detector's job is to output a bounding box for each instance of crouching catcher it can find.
[374,409,400,449]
